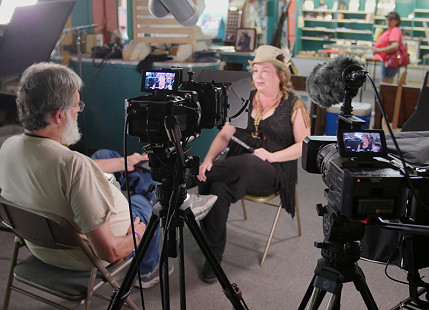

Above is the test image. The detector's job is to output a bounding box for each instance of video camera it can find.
[124,67,250,184]
[302,59,408,223]
[302,125,407,222]
[126,67,250,145]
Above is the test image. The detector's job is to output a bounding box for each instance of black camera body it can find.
[302,124,407,220]
[126,68,229,144]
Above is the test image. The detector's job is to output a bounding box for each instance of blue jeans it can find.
[91,149,159,274]
[381,61,399,79]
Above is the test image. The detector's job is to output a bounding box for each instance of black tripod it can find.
[299,241,378,310]
[299,205,378,310]
[108,116,248,310]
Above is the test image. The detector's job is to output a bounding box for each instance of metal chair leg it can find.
[84,267,97,310]
[295,191,302,236]
[260,203,282,267]
[241,199,248,221]
[2,236,20,310]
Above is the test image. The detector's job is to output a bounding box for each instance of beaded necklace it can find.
[251,91,282,139]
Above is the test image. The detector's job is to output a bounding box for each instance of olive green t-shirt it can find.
[0,134,130,270]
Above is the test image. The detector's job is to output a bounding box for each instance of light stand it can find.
[61,23,97,155]
[108,114,248,310]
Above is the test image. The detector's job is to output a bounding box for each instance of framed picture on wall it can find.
[235,28,257,52]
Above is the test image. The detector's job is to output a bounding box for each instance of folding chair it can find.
[241,189,301,266]
[0,195,138,310]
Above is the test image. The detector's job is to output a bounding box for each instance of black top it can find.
[228,90,299,217]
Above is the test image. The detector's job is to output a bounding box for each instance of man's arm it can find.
[87,216,146,263]
[94,153,148,173]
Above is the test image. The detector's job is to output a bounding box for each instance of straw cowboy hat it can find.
[248,45,292,73]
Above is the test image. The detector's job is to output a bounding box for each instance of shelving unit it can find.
[295,0,429,63]
[299,8,375,56]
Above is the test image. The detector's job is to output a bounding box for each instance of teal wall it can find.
[70,0,92,27]
[267,0,279,45]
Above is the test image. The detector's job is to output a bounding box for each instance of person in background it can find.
[373,11,403,83]
[197,45,311,283]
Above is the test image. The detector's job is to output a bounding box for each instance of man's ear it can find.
[52,109,65,125]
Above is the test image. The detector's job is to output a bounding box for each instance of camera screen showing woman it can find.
[151,72,173,90]
[357,133,376,152]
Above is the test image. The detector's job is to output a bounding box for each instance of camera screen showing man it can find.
[146,72,174,90]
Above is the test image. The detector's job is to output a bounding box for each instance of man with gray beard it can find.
[0,62,169,288]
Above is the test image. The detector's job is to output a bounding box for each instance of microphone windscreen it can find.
[149,0,170,18]
[156,0,204,27]
[306,54,363,109]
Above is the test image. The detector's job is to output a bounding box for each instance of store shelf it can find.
[296,0,429,62]
[336,19,373,24]
[336,28,372,34]
[303,18,334,22]
[374,16,412,21]
[303,18,372,24]
[414,18,429,22]
[301,36,335,41]
[302,9,335,13]
[302,27,336,32]
[303,9,371,15]
[415,9,429,14]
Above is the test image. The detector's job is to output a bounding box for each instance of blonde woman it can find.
[197,45,311,283]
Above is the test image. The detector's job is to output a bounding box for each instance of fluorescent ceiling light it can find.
[0,0,37,25]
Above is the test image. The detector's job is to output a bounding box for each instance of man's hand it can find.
[128,216,146,244]
[127,153,148,171]
[198,159,213,182]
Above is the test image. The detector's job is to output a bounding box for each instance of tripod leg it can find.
[182,206,248,310]
[177,226,186,310]
[352,267,379,310]
[161,231,170,310]
[299,275,325,310]
[108,204,162,310]
[326,289,341,310]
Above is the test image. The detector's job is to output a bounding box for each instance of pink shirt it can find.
[373,26,402,61]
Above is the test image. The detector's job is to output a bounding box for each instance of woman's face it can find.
[387,17,398,28]
[362,134,370,144]
[252,62,280,93]
[158,74,166,86]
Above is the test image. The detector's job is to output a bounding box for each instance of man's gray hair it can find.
[16,62,82,131]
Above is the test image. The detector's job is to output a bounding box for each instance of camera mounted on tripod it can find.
[302,117,407,223]
[126,67,223,145]
[109,67,251,310]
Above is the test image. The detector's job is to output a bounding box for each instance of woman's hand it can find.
[198,159,213,182]
[253,148,273,162]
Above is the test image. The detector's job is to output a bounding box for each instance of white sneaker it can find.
[134,263,174,289]
[183,193,217,221]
